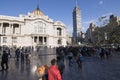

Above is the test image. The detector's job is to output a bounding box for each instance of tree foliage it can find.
[93,25,120,45]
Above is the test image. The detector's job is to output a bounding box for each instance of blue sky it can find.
[0,0,120,35]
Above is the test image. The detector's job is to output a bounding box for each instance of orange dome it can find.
[32,5,44,16]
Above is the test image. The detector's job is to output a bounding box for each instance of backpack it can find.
[37,65,46,77]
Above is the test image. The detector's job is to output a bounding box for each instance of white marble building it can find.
[0,6,67,48]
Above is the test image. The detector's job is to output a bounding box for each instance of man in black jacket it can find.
[0,51,9,71]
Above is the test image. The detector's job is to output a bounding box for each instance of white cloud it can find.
[81,12,113,33]
[82,12,113,32]
[83,20,96,24]
[82,27,86,31]
[102,12,113,17]
[99,1,103,5]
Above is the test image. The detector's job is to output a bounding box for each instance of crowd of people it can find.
[0,45,120,80]
[0,46,33,71]
[37,45,118,80]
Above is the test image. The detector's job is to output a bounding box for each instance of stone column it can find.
[0,23,3,34]
[37,36,39,45]
[1,23,3,34]
[0,23,3,47]
[11,24,13,34]
[0,23,1,33]
[42,36,44,45]
[9,24,11,35]
[9,23,11,34]
[46,37,48,46]
[62,28,64,36]
[61,28,63,36]
[46,37,49,47]
[31,36,33,47]
[19,24,21,34]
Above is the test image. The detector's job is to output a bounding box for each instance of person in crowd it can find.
[0,51,9,71]
[42,65,49,80]
[57,56,65,76]
[37,64,48,80]
[76,53,84,69]
[105,48,113,59]
[96,48,100,57]
[48,59,62,80]
[26,52,31,64]
[100,48,105,59]
[68,51,73,67]
[7,48,11,58]
[116,45,120,51]
[20,50,25,63]
[15,48,20,61]
[24,49,31,64]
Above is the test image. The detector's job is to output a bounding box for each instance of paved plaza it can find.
[0,49,120,80]
[63,51,120,80]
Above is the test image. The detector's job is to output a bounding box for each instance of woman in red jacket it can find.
[48,59,62,80]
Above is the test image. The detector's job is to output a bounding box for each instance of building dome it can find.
[32,5,44,16]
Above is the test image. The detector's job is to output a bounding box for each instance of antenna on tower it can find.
[76,0,78,6]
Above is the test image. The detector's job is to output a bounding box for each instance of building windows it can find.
[58,39,62,45]
[3,37,7,43]
[12,37,17,43]
[34,37,37,43]
[34,21,46,34]
[57,28,62,36]
[3,23,9,34]
[13,24,19,34]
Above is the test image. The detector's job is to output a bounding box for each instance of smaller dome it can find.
[32,5,44,16]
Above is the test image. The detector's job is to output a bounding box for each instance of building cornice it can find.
[0,15,24,23]
[0,19,24,23]
[53,24,66,28]
[24,17,53,24]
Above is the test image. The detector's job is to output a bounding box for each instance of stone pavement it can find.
[0,49,120,80]
[63,51,120,80]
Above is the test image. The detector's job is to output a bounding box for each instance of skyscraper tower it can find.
[72,1,82,44]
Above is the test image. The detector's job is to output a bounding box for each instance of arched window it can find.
[34,21,46,34]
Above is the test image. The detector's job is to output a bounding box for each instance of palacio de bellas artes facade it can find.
[0,6,67,48]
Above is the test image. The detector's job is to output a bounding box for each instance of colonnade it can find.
[32,36,47,45]
[0,22,21,35]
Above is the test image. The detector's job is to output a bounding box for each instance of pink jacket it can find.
[48,65,62,80]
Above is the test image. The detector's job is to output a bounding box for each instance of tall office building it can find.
[72,2,82,44]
